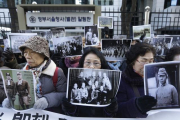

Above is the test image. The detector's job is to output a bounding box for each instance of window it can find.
[94,0,113,6]
[164,0,180,9]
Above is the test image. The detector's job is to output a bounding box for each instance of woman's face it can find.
[133,52,154,76]
[24,48,45,67]
[83,53,101,69]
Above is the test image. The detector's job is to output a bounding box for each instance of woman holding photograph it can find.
[62,47,118,117]
[2,36,67,112]
[116,42,157,118]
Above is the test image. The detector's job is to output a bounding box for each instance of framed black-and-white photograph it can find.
[67,68,121,107]
[53,36,83,57]
[84,25,99,46]
[51,27,66,38]
[7,33,37,53]
[150,37,173,56]
[164,35,180,47]
[3,39,10,51]
[133,24,151,39]
[113,35,127,39]
[101,39,132,61]
[144,62,180,109]
[98,16,113,29]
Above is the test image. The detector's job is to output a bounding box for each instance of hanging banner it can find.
[0,108,180,120]
[26,12,93,27]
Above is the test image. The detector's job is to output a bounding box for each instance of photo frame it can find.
[66,68,121,107]
[84,25,99,46]
[53,36,83,58]
[98,16,113,29]
[133,24,151,39]
[101,39,132,61]
[7,33,37,53]
[144,62,180,109]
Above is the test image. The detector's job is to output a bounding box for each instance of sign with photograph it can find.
[133,24,151,39]
[84,26,99,46]
[7,33,37,53]
[26,12,93,27]
[67,68,121,107]
[144,62,180,109]
[150,37,173,56]
[0,69,36,110]
[53,36,83,57]
[98,16,113,29]
[101,39,132,61]
[157,35,180,48]
[113,35,127,39]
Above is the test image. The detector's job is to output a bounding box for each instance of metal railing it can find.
[149,8,180,35]
[0,7,180,38]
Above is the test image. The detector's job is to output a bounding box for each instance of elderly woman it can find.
[116,42,157,118]
[62,47,118,117]
[2,36,67,111]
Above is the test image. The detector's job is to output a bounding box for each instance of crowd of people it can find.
[0,35,180,118]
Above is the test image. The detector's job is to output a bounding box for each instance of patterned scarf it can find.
[107,61,121,70]
[25,60,47,98]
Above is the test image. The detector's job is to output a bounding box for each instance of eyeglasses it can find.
[136,59,154,65]
[84,61,101,67]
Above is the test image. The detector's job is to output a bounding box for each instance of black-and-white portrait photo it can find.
[53,36,83,57]
[85,26,99,46]
[101,39,132,61]
[113,35,127,39]
[67,68,121,107]
[98,16,113,29]
[164,35,180,47]
[51,27,65,38]
[133,25,151,39]
[150,37,172,56]
[7,33,37,53]
[144,62,180,109]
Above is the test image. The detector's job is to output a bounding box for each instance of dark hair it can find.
[125,42,156,65]
[165,46,180,61]
[78,47,109,69]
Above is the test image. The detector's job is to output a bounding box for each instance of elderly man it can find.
[16,72,31,109]
[156,68,178,107]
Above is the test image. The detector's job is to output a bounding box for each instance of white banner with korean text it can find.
[26,12,93,27]
[0,108,180,120]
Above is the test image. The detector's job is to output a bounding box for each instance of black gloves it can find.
[104,97,118,116]
[62,97,77,116]
[3,48,15,62]
[136,95,157,114]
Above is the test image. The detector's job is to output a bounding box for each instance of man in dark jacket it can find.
[5,73,16,106]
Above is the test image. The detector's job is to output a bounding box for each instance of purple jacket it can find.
[116,65,147,118]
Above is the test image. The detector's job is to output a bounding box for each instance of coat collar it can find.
[41,60,56,76]
[122,65,144,86]
[23,59,56,76]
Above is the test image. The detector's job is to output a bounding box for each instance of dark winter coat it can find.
[116,65,147,118]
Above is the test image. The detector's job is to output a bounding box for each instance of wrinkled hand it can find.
[3,48,15,62]
[136,95,157,114]
[105,97,118,113]
[62,97,77,114]
[33,97,48,109]
[2,98,11,108]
